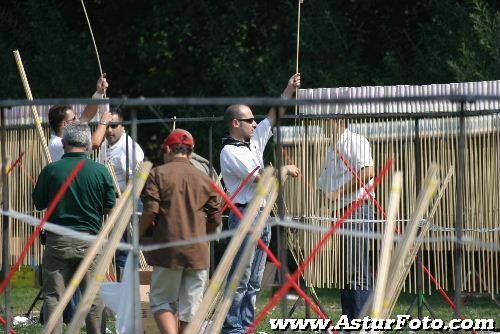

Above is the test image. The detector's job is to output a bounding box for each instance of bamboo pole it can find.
[370,171,402,319]
[209,180,278,333]
[184,167,275,334]
[12,51,51,164]
[66,161,152,334]
[43,161,152,334]
[387,165,455,314]
[105,161,122,197]
[379,164,440,318]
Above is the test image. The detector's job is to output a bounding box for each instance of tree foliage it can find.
[0,0,498,164]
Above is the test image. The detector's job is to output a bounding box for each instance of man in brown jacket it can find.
[140,129,222,334]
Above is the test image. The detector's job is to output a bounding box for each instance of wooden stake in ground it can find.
[12,50,51,164]
[42,161,151,334]
[66,161,152,334]
[184,167,276,334]
[370,171,402,320]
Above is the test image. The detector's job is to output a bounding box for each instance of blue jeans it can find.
[222,208,271,334]
[340,203,374,321]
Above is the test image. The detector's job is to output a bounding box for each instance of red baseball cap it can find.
[163,129,195,151]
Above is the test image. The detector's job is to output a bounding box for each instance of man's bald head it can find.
[224,104,251,128]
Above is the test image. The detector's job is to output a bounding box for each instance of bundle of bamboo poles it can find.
[282,80,499,295]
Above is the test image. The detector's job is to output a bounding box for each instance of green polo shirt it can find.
[33,152,117,234]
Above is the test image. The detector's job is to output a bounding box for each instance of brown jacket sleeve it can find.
[204,182,222,230]
[141,169,161,215]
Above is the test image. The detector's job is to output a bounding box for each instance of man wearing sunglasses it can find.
[220,73,301,334]
[48,75,112,161]
[98,108,144,193]
[98,107,144,274]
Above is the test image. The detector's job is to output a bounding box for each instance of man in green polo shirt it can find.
[33,122,116,334]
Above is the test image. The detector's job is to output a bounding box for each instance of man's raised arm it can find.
[80,75,109,123]
[267,73,301,125]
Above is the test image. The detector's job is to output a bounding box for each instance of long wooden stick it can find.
[209,181,278,333]
[380,164,440,318]
[80,0,104,77]
[294,0,303,115]
[105,161,122,197]
[42,161,151,333]
[184,167,275,334]
[386,165,455,317]
[12,51,51,164]
[370,171,402,319]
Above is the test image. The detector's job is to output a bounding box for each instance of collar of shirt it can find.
[62,152,88,159]
[168,156,191,164]
[221,134,250,149]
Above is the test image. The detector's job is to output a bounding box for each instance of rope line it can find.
[3,209,499,252]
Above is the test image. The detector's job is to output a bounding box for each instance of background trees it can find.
[1,0,498,164]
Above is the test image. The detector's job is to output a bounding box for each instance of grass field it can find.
[2,286,498,333]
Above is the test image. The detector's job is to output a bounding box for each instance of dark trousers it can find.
[42,233,104,334]
[340,203,374,321]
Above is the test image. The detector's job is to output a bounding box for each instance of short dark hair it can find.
[224,104,246,128]
[170,143,193,155]
[48,105,72,132]
[109,106,124,121]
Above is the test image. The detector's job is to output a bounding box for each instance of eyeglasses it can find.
[237,118,255,124]
[107,123,122,129]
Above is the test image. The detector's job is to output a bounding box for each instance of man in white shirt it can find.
[317,118,375,322]
[98,108,144,192]
[98,108,144,272]
[220,73,301,334]
[48,75,111,161]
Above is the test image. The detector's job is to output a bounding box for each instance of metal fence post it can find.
[1,107,12,333]
[454,101,466,319]
[130,108,143,333]
[275,107,288,319]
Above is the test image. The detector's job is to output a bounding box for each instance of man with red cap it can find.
[140,129,222,334]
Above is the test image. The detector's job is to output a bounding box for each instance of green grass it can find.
[254,289,499,333]
[1,287,498,333]
[0,286,117,334]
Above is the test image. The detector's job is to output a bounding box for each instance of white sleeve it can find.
[353,135,373,169]
[134,143,145,165]
[251,117,273,154]
[48,138,64,161]
[220,148,259,180]
[317,148,333,191]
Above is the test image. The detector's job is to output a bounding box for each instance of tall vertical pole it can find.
[414,118,423,319]
[1,107,12,333]
[130,108,142,333]
[208,123,215,276]
[275,108,288,318]
[454,101,466,318]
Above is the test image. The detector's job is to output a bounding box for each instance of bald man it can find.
[219,74,301,334]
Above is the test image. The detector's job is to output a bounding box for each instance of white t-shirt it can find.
[317,128,374,208]
[48,134,64,161]
[99,133,144,191]
[220,117,273,205]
